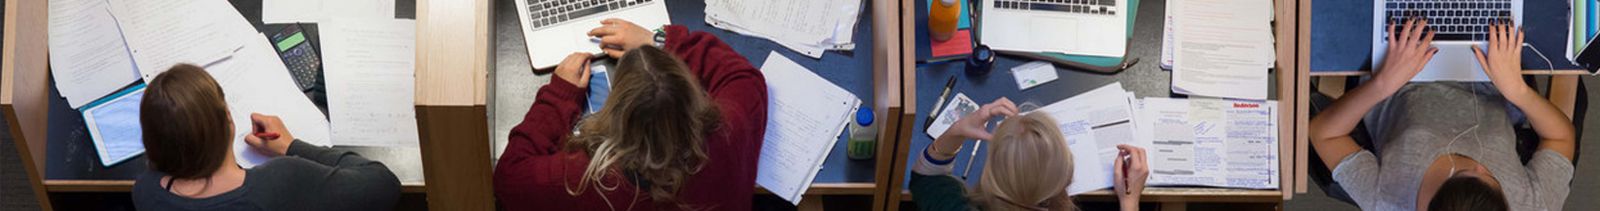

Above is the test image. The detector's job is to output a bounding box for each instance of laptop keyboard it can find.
[527,0,654,30]
[994,0,1117,15]
[1384,0,1513,41]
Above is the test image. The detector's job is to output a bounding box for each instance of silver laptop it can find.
[1371,0,1521,81]
[981,0,1128,57]
[516,0,671,69]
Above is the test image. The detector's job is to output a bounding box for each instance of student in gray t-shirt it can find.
[131,65,399,210]
[1309,20,1575,211]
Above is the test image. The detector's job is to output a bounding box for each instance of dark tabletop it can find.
[490,0,879,183]
[45,0,426,185]
[907,0,1280,189]
[1310,0,1579,72]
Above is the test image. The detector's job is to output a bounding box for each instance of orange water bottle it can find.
[929,0,961,41]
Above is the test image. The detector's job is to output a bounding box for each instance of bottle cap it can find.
[856,107,875,126]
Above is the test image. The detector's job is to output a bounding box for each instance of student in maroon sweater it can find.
[494,18,767,210]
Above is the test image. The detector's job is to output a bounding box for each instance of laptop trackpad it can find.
[1030,17,1079,53]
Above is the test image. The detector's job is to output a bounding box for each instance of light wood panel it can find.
[3,0,56,209]
[1275,0,1302,198]
[416,0,494,210]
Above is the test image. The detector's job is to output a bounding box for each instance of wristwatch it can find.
[652,27,667,48]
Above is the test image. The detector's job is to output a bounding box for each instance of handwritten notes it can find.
[48,0,139,108]
[322,18,420,147]
[217,35,335,168]
[108,0,254,80]
[756,52,860,205]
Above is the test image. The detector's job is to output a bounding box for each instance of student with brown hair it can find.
[131,64,400,210]
[1309,19,1573,211]
[493,19,767,210]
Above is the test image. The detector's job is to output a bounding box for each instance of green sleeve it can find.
[909,172,975,211]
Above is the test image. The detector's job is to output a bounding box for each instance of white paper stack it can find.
[1164,0,1275,100]
[1132,98,1279,190]
[704,0,862,58]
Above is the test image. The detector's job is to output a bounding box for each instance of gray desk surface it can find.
[43,0,425,186]
[490,0,881,184]
[908,0,1280,189]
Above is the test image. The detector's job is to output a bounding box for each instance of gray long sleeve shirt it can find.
[133,140,401,210]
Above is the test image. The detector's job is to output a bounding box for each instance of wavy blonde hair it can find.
[973,112,1076,211]
[564,46,720,210]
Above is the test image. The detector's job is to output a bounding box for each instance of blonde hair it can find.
[973,112,1076,211]
[564,46,720,210]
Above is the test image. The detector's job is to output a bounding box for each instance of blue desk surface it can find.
[492,0,879,184]
[1311,0,1580,72]
[45,0,426,182]
[908,0,1279,189]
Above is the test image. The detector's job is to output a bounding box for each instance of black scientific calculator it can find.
[271,24,323,91]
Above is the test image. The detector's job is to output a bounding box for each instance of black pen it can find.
[924,76,958,130]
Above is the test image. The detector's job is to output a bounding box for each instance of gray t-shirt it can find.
[1333,82,1573,211]
[133,140,401,210]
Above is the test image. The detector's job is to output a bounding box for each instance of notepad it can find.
[81,84,148,167]
[756,52,861,205]
[322,17,420,147]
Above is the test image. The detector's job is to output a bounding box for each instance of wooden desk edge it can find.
[41,180,428,193]
[896,188,1284,203]
[1311,69,1591,76]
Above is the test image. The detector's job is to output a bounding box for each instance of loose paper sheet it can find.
[755,52,860,205]
[321,18,420,147]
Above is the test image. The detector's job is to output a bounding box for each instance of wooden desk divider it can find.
[872,0,915,211]
[3,0,57,209]
[416,0,494,210]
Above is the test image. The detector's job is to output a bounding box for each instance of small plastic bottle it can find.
[847,107,877,160]
[929,0,962,41]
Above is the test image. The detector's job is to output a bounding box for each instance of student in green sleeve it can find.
[911,98,1148,211]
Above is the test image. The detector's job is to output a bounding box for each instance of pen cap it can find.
[855,107,875,126]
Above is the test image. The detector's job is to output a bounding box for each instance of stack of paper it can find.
[48,0,140,109]
[756,52,861,205]
[704,0,862,58]
[1029,83,1280,193]
[1031,83,1140,195]
[1133,98,1279,189]
[1164,0,1275,100]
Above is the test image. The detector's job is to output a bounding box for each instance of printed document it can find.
[321,18,420,147]
[1135,98,1279,189]
[1169,0,1273,100]
[48,0,140,108]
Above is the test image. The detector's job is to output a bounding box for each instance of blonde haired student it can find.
[911,98,1148,211]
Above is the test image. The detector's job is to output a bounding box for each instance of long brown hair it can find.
[565,46,720,209]
[973,112,1076,211]
[141,64,234,179]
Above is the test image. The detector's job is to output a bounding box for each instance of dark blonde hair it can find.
[974,112,1075,211]
[141,64,234,179]
[565,46,720,209]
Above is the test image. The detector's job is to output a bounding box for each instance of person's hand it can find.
[244,113,294,157]
[554,53,592,89]
[1472,20,1528,95]
[932,98,1018,157]
[1113,144,1148,209]
[587,18,655,58]
[1376,17,1440,84]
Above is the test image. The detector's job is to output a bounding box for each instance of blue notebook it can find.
[81,83,147,167]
